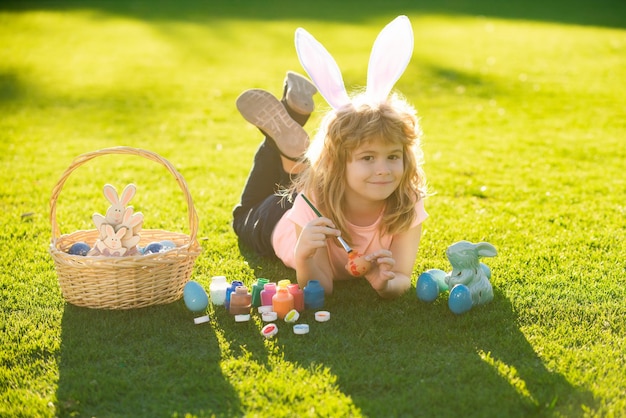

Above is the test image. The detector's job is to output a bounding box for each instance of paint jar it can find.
[277,279,291,289]
[225,280,243,311]
[229,285,252,315]
[272,287,294,320]
[288,284,304,312]
[209,276,229,306]
[304,280,324,309]
[251,278,269,307]
[260,282,277,307]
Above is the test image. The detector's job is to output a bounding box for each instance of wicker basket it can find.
[49,147,201,309]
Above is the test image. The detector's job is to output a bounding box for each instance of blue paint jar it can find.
[304,280,324,309]
[225,280,243,310]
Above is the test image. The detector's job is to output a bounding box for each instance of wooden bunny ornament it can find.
[88,224,128,256]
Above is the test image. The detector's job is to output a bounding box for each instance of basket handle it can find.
[50,146,199,244]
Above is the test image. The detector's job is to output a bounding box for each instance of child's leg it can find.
[233,137,283,215]
[236,71,316,162]
[233,193,293,258]
[282,71,316,126]
[232,139,295,257]
[233,72,315,257]
[236,89,309,162]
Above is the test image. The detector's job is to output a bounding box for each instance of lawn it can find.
[1,0,625,417]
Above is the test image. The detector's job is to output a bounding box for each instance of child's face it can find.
[344,137,404,205]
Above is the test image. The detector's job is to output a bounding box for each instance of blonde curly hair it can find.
[291,93,427,244]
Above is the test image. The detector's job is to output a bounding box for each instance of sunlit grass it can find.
[1,1,625,417]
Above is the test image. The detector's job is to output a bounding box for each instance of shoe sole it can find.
[237,89,309,159]
[285,71,317,115]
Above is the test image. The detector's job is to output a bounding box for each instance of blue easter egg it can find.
[426,268,449,292]
[183,281,209,313]
[448,284,473,315]
[160,240,176,251]
[68,242,91,256]
[416,272,440,303]
[480,262,491,280]
[144,242,164,254]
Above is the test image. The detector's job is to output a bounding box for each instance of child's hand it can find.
[295,217,340,261]
[363,250,396,292]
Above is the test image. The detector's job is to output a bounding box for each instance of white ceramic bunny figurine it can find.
[295,15,414,109]
[445,241,497,306]
[89,224,127,256]
[92,184,136,235]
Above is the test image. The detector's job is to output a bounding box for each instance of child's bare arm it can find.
[293,219,338,293]
[365,224,422,298]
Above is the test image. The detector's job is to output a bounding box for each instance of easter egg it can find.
[144,242,164,254]
[480,262,491,280]
[68,242,91,256]
[160,240,176,251]
[426,268,449,292]
[448,284,473,315]
[416,272,440,303]
[183,281,209,313]
[346,251,371,277]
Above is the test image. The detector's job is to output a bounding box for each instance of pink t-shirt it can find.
[272,193,428,279]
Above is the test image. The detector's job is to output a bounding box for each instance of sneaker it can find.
[236,89,309,160]
[283,71,317,115]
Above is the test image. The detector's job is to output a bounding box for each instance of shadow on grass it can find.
[229,244,598,416]
[278,282,597,417]
[227,245,598,417]
[2,0,625,29]
[56,302,241,418]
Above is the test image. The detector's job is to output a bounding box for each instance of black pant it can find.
[232,138,294,258]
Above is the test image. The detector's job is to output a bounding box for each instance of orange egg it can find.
[346,251,372,277]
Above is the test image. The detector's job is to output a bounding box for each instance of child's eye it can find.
[388,154,402,160]
[362,155,374,161]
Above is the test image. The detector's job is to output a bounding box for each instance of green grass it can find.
[1,0,625,416]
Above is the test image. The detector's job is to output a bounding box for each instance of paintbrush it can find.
[301,194,353,254]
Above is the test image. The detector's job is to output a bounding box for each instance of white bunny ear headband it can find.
[295,15,414,110]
